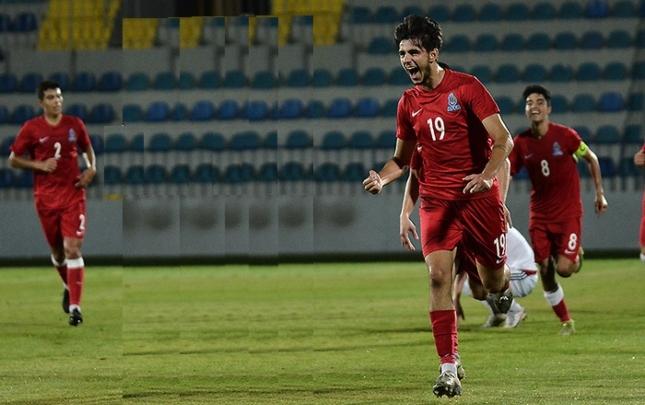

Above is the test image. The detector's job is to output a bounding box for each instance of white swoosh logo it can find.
[39,137,49,143]
[412,109,422,117]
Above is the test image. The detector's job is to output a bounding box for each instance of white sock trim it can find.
[69,304,81,312]
[441,363,457,375]
[51,255,66,267]
[67,257,84,269]
[640,252,645,263]
[544,284,564,307]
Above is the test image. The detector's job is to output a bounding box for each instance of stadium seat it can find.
[500,34,524,52]
[579,31,604,49]
[125,166,145,185]
[571,94,596,112]
[0,73,18,93]
[88,104,115,123]
[193,163,220,183]
[349,6,371,23]
[597,157,616,178]
[505,3,530,20]
[280,162,310,181]
[252,71,277,89]
[145,164,167,184]
[573,126,592,143]
[401,6,424,19]
[19,73,43,93]
[471,65,493,83]
[104,133,127,153]
[263,131,276,149]
[14,12,37,32]
[606,30,633,48]
[381,99,398,117]
[199,71,220,89]
[199,132,226,151]
[222,70,246,88]
[549,64,574,82]
[229,131,261,151]
[327,98,352,118]
[224,163,255,183]
[525,33,551,50]
[315,162,341,182]
[336,68,359,86]
[178,72,196,90]
[354,97,380,117]
[348,131,373,149]
[0,106,9,124]
[71,72,96,92]
[125,72,150,91]
[550,94,568,112]
[576,63,601,81]
[0,136,14,155]
[637,29,645,48]
[257,162,277,182]
[428,5,450,22]
[627,93,643,111]
[10,105,35,124]
[495,64,521,83]
[285,130,312,149]
[0,168,14,188]
[153,72,176,90]
[129,133,143,153]
[145,102,170,122]
[452,4,477,22]
[278,99,305,119]
[618,158,639,177]
[245,100,271,121]
[623,125,642,144]
[553,32,577,50]
[632,61,645,80]
[285,69,309,87]
[97,71,122,92]
[170,164,191,184]
[217,100,239,120]
[598,91,625,113]
[148,133,172,153]
[375,130,396,149]
[586,0,609,18]
[170,103,188,121]
[65,104,88,121]
[388,67,410,85]
[478,3,502,21]
[174,132,197,151]
[306,100,326,118]
[602,62,628,80]
[496,96,515,115]
[443,35,470,53]
[522,64,548,81]
[373,6,399,24]
[530,2,557,19]
[367,37,392,54]
[343,162,366,182]
[103,166,122,184]
[473,34,498,52]
[190,100,215,121]
[361,67,387,86]
[593,125,621,144]
[321,131,346,150]
[49,72,71,91]
[312,69,333,87]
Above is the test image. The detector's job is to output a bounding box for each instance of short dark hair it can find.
[38,80,60,100]
[522,84,551,105]
[394,15,443,52]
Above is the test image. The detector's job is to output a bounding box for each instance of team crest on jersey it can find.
[68,128,77,142]
[447,92,461,112]
[552,141,563,156]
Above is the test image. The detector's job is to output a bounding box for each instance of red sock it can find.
[430,309,458,364]
[552,300,571,322]
[51,256,68,285]
[67,258,85,307]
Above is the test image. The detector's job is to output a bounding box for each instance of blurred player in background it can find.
[633,145,645,262]
[362,15,514,398]
[8,80,96,326]
[509,84,608,335]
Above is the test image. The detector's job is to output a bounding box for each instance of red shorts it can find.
[456,246,482,285]
[419,195,507,269]
[36,200,87,248]
[529,217,581,263]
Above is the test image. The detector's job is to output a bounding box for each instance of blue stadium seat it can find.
[224,163,255,183]
[579,31,604,49]
[145,164,167,184]
[603,62,628,81]
[125,165,145,185]
[199,132,226,151]
[632,61,645,79]
[443,35,470,52]
[348,131,373,149]
[315,162,341,182]
[125,72,149,91]
[0,13,11,32]
[525,33,551,50]
[88,104,115,123]
[576,63,601,81]
[349,6,371,23]
[65,104,88,121]
[343,162,366,182]
[401,6,424,19]
[623,125,642,144]
[381,99,398,117]
[285,130,312,149]
[321,131,346,149]
[558,1,584,20]
[478,3,502,21]
[286,69,309,87]
[229,131,261,151]
[169,164,191,184]
[49,72,71,91]
[388,67,410,85]
[103,166,122,184]
[505,3,530,20]
[0,136,14,155]
[522,64,548,81]
[336,68,359,86]
[174,132,197,152]
[312,69,333,87]
[598,157,616,178]
[71,72,96,92]
[130,133,144,152]
[428,5,450,22]
[495,64,521,83]
[178,72,196,90]
[263,131,277,149]
[553,32,577,50]
[367,37,393,54]
[496,96,515,115]
[97,71,122,91]
[306,100,325,118]
[104,133,127,153]
[145,102,170,122]
[199,71,220,89]
[327,98,352,118]
[354,97,380,117]
[471,65,493,83]
[549,64,574,82]
[627,93,643,111]
[193,163,220,183]
[170,103,188,121]
[90,134,104,155]
[153,72,176,90]
[0,168,14,189]
[573,126,592,143]
[571,94,596,112]
[473,34,498,52]
[19,73,43,93]
[148,133,172,152]
[0,73,18,93]
[550,94,569,112]
[14,12,37,32]
[0,105,9,124]
[606,30,633,48]
[217,100,239,120]
[257,163,277,182]
[375,130,396,148]
[500,33,524,51]
[252,70,277,89]
[618,158,639,177]
[190,100,215,121]
[373,6,398,23]
[452,4,476,22]
[280,162,311,181]
[361,67,387,86]
[245,100,271,121]
[594,125,621,144]
[278,98,305,119]
[222,70,246,88]
[637,29,645,48]
[10,105,35,124]
[586,0,609,18]
[530,2,557,19]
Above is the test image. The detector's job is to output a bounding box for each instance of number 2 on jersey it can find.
[54,142,61,160]
[427,117,445,141]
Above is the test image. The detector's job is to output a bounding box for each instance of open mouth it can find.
[405,66,421,82]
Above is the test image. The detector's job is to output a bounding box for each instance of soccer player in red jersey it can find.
[362,16,514,398]
[509,84,608,335]
[633,145,645,262]
[8,80,96,326]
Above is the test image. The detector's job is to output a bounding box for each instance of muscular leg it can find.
[555,254,580,277]
[539,258,557,292]
[540,256,573,325]
[64,237,85,323]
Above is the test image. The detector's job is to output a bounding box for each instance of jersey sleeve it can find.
[462,77,500,122]
[563,127,582,154]
[508,136,523,176]
[10,122,34,156]
[396,94,415,141]
[75,117,91,150]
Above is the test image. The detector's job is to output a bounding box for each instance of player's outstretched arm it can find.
[8,151,57,173]
[363,138,416,194]
[580,147,608,214]
[400,169,420,251]
[75,144,97,188]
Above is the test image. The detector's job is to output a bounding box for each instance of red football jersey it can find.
[11,115,91,209]
[509,122,582,222]
[396,68,501,200]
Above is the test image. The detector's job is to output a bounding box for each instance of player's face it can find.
[40,88,63,117]
[524,93,551,124]
[399,39,435,85]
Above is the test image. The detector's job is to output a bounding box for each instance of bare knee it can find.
[429,266,452,289]
[556,262,576,278]
[63,239,83,259]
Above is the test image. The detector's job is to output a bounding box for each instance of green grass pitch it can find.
[0,259,643,404]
